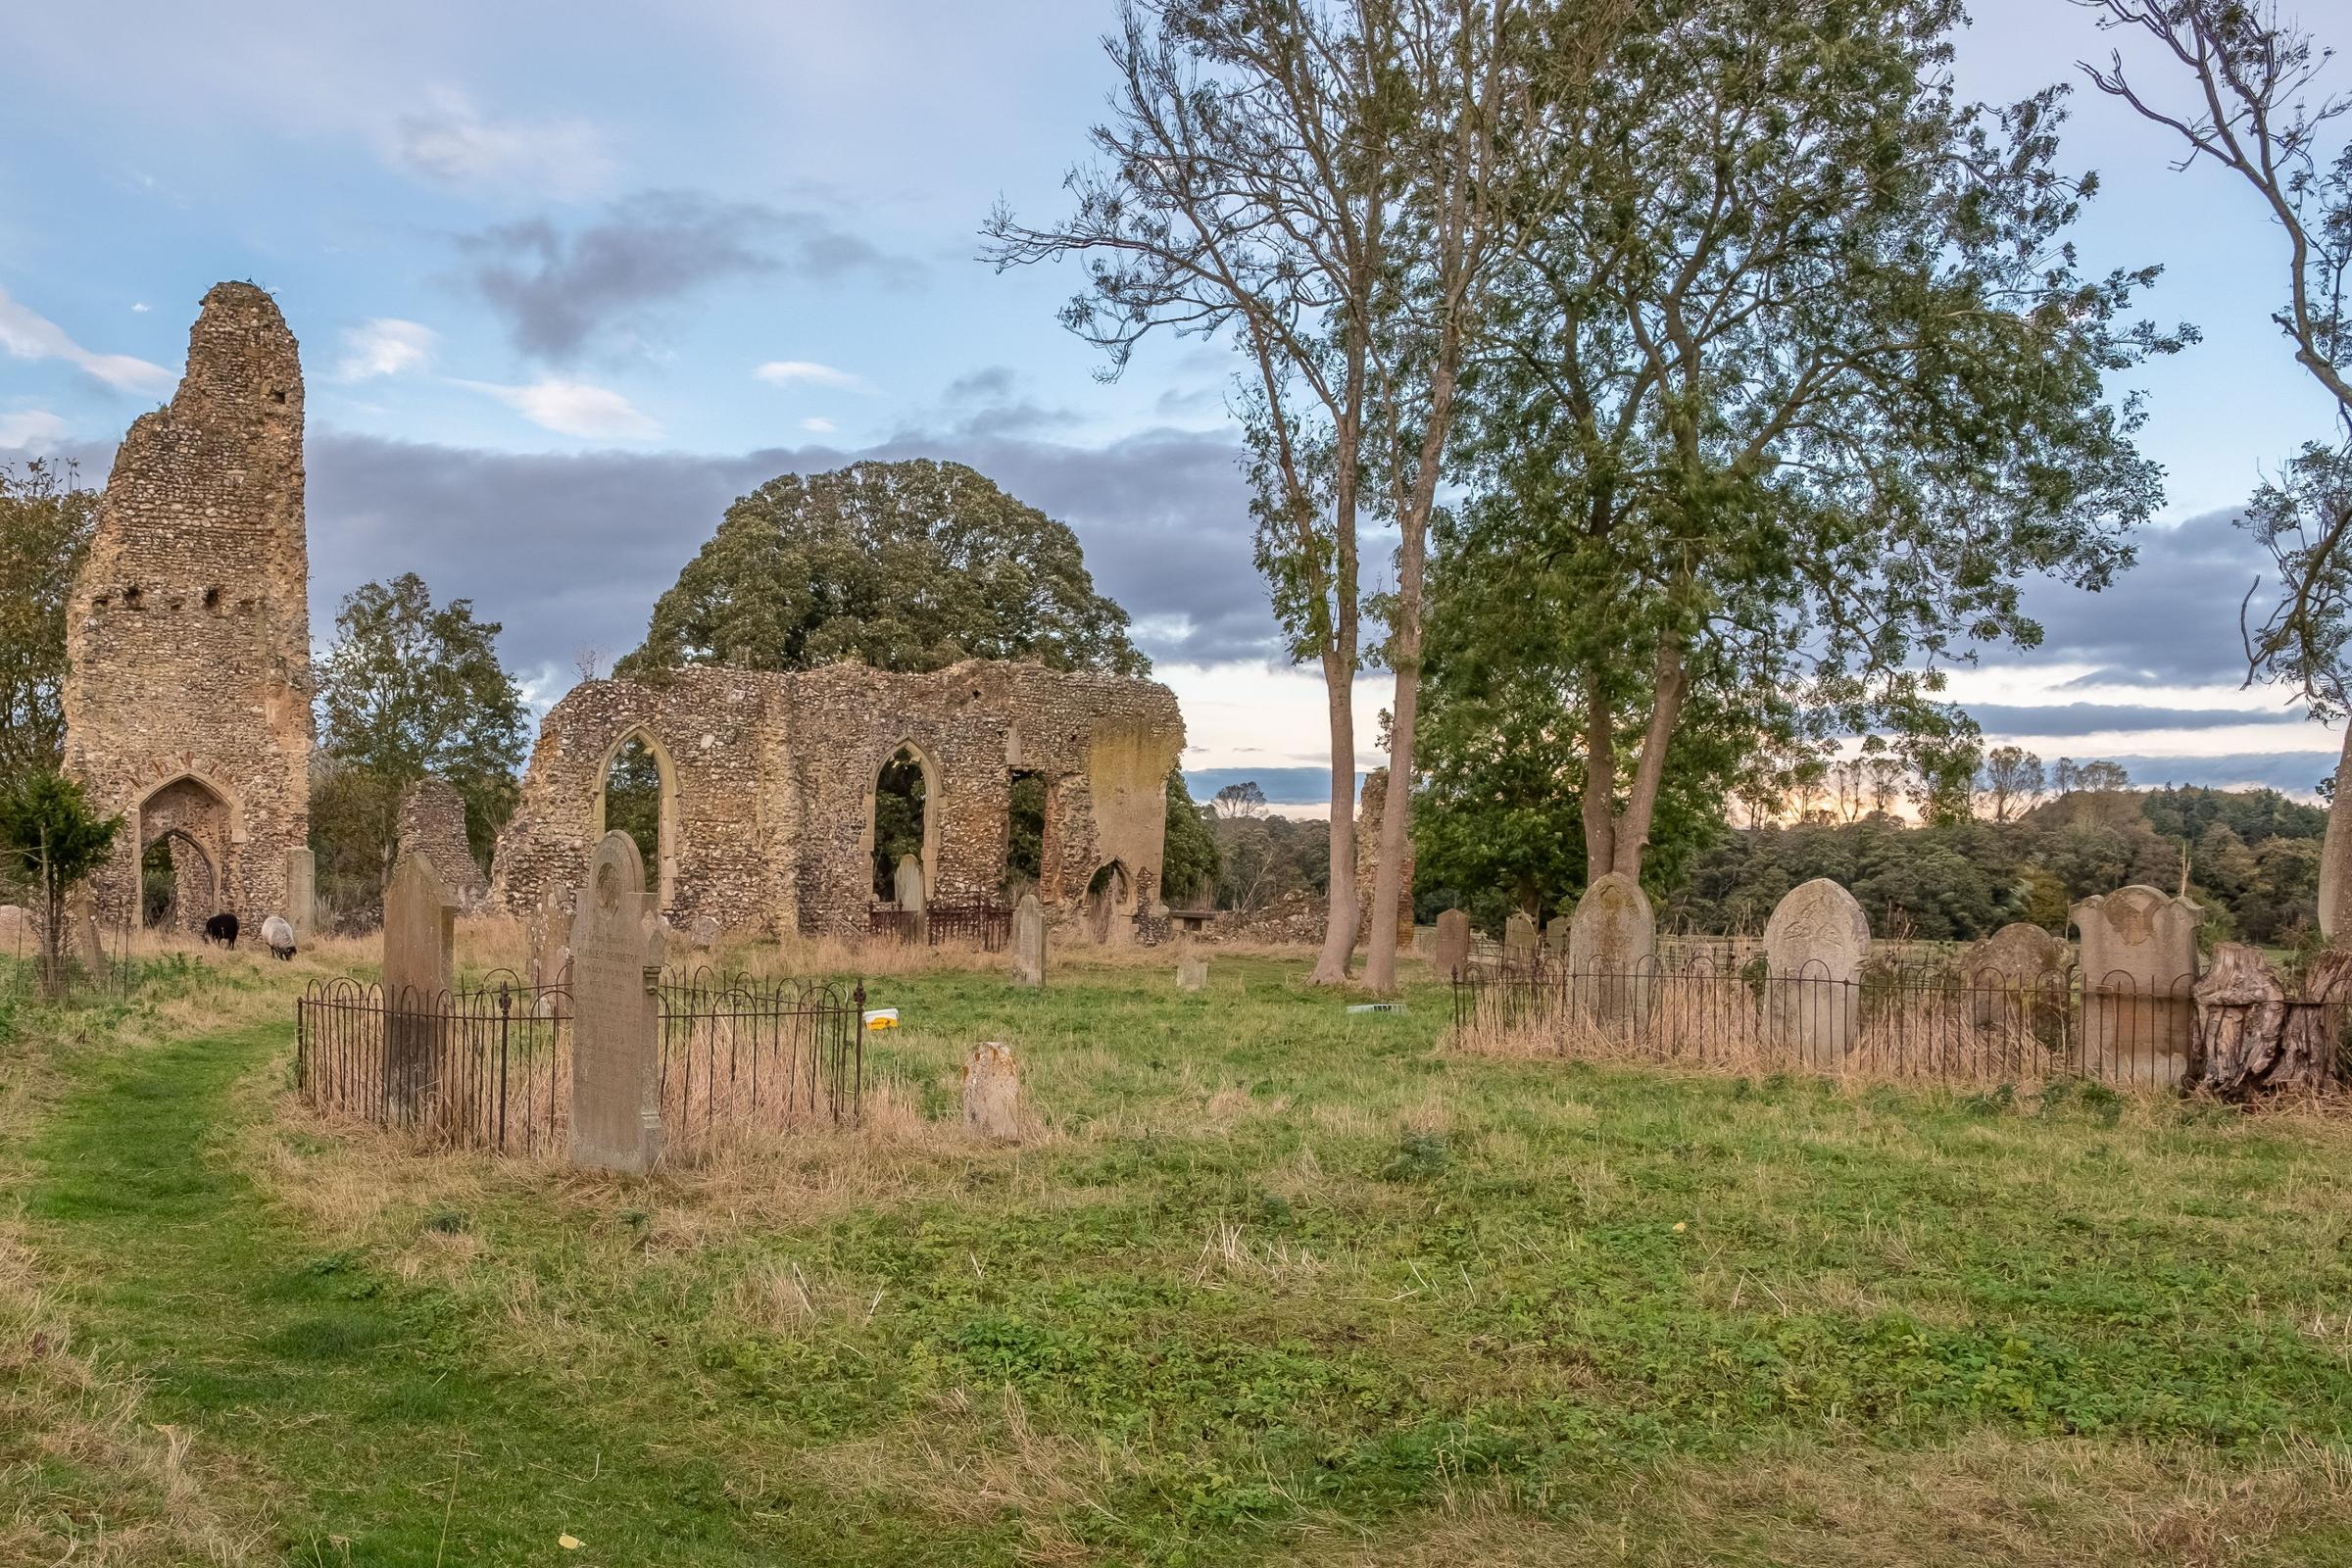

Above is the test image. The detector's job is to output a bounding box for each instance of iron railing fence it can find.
[295,965,864,1158]
[1449,957,2247,1089]
[867,902,1012,952]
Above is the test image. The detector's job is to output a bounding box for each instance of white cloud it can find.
[800,416,837,434]
[389,88,613,199]
[0,410,69,452]
[0,285,173,395]
[458,377,660,440]
[754,359,874,393]
[130,302,150,313]
[335,318,438,382]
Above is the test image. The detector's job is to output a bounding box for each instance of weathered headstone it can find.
[1176,955,1208,992]
[1544,914,1570,958]
[1962,922,2072,1032]
[963,1041,1021,1139]
[568,831,668,1174]
[893,854,926,912]
[285,846,317,941]
[1567,872,1656,1030]
[1503,911,1538,973]
[688,914,723,951]
[1434,908,1470,980]
[382,851,459,1115]
[1762,878,1870,1067]
[1011,891,1045,987]
[2073,885,2200,1085]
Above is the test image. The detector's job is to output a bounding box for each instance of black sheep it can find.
[203,912,239,948]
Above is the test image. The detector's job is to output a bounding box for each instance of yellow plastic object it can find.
[862,1007,900,1030]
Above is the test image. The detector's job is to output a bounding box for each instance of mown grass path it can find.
[22,1022,804,1567]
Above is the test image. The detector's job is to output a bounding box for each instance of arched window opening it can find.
[141,837,176,928]
[140,831,217,932]
[1004,772,1045,899]
[873,746,929,902]
[596,731,677,908]
[135,776,232,934]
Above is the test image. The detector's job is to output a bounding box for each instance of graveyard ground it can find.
[7,945,2352,1566]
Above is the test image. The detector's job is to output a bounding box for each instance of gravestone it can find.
[1762,878,1870,1067]
[1434,909,1470,980]
[1962,922,2073,1032]
[285,847,317,941]
[1567,872,1656,1029]
[1503,911,1538,972]
[1176,954,1208,992]
[2073,886,2200,1085]
[568,831,669,1174]
[1011,891,1045,986]
[1544,914,1570,958]
[688,914,722,952]
[382,851,459,1115]
[963,1041,1021,1140]
[894,855,926,912]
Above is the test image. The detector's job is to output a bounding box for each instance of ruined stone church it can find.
[64,282,313,932]
[65,283,1187,939]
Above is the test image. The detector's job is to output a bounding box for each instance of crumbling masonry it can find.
[64,283,313,932]
[490,662,1185,938]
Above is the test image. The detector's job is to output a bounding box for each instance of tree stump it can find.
[2191,945,2352,1100]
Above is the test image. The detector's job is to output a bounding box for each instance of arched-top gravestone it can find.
[1568,872,1656,1029]
[568,831,669,1174]
[2072,886,2199,1085]
[1433,908,1470,980]
[1502,911,1538,973]
[1762,878,1870,1067]
[1963,921,2072,1032]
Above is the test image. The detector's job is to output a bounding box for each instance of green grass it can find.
[11,952,2352,1564]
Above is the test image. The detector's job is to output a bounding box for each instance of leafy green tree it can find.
[0,461,96,789]
[2082,1,2352,933]
[0,770,122,997]
[1160,772,1220,906]
[1450,0,2182,886]
[619,461,1144,681]
[313,573,527,901]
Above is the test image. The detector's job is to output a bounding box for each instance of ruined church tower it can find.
[64,282,313,931]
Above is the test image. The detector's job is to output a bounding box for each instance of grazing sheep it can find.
[261,914,296,960]
[203,912,239,948]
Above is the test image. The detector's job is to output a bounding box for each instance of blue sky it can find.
[2,0,2344,808]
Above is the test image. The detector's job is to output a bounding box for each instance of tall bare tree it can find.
[1980,744,2048,823]
[988,0,1622,989]
[2079,0,2352,932]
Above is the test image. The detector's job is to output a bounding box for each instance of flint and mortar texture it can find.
[491,661,1185,937]
[64,283,313,930]
[398,777,486,907]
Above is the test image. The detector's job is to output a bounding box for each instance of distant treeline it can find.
[1660,786,2323,947]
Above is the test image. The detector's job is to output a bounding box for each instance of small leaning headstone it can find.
[1503,911,1538,973]
[1011,891,1045,987]
[568,831,669,1174]
[1434,908,1470,979]
[1177,955,1208,992]
[963,1041,1021,1140]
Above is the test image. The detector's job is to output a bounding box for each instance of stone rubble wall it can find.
[490,660,1184,938]
[397,776,487,907]
[62,283,313,930]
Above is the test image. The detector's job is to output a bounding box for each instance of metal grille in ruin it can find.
[294,966,864,1157]
[867,901,1012,951]
[1450,956,2235,1088]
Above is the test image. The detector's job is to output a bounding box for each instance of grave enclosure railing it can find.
[1448,954,2249,1089]
[867,900,1012,952]
[294,965,865,1159]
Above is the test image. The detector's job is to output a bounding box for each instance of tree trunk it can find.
[2191,944,2352,1099]
[1363,627,1422,995]
[1310,654,1359,984]
[2321,725,2352,941]
[1579,639,1690,885]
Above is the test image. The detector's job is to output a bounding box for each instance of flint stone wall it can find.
[63,283,313,931]
[397,777,485,907]
[491,661,1184,938]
